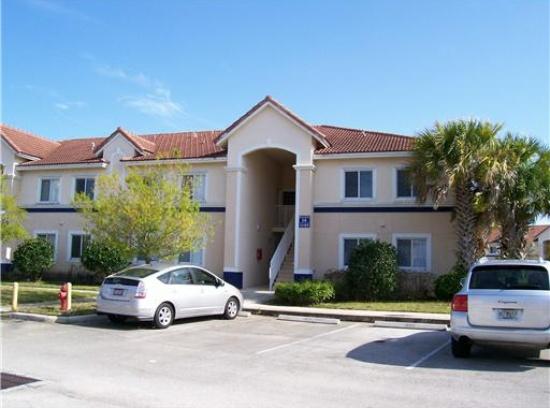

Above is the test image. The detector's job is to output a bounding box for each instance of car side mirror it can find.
[459,278,466,288]
[216,279,225,287]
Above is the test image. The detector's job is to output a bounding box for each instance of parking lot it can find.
[2,315,549,408]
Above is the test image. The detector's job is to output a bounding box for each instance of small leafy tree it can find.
[346,240,398,300]
[0,176,28,243]
[74,164,211,263]
[434,264,467,300]
[81,240,130,280]
[13,238,54,280]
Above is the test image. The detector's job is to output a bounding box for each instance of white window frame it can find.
[392,233,432,272]
[393,167,417,201]
[182,171,207,204]
[33,230,58,261]
[67,230,90,262]
[37,177,61,204]
[341,168,376,201]
[72,175,97,200]
[177,247,206,266]
[338,233,377,269]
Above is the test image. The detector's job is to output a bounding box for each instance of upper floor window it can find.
[393,234,431,271]
[182,174,206,202]
[344,170,374,199]
[39,178,60,203]
[396,169,417,199]
[75,177,95,200]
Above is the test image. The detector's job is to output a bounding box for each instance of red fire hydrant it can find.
[58,283,68,312]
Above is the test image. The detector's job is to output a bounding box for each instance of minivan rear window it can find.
[114,267,159,278]
[470,265,549,290]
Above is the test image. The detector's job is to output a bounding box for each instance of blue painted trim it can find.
[223,271,243,289]
[200,207,226,213]
[24,206,226,213]
[294,274,313,282]
[313,206,454,213]
[24,207,77,213]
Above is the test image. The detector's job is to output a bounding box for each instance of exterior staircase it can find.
[274,244,294,284]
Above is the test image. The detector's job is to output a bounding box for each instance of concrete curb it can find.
[8,312,103,324]
[243,303,450,325]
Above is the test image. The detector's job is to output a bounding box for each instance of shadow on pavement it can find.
[346,331,548,372]
[71,314,225,331]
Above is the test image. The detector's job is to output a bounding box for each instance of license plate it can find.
[113,288,124,296]
[496,309,519,320]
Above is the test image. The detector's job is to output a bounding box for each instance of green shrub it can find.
[81,240,130,280]
[434,265,467,300]
[324,269,350,301]
[274,280,335,306]
[13,238,54,281]
[345,240,398,301]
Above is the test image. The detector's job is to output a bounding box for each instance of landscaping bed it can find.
[316,301,450,314]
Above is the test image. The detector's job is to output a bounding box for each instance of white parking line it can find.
[405,341,449,370]
[256,323,360,355]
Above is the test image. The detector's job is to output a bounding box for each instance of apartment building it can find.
[1,96,456,289]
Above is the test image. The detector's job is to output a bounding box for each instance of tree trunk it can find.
[454,183,478,270]
[499,214,529,259]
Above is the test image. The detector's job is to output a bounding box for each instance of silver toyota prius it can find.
[96,264,244,328]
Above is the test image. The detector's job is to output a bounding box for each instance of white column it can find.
[293,164,315,279]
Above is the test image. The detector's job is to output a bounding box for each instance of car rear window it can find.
[470,265,549,290]
[114,267,159,278]
[103,277,140,286]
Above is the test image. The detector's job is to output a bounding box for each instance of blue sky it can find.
[2,0,549,145]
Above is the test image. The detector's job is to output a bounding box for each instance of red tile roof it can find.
[1,124,60,159]
[18,137,107,166]
[313,125,414,154]
[487,225,550,244]
[95,127,156,155]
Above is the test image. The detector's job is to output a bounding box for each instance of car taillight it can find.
[135,281,146,299]
[452,294,468,312]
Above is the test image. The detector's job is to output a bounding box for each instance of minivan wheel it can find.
[224,297,239,320]
[107,314,127,323]
[154,303,174,329]
[451,337,471,358]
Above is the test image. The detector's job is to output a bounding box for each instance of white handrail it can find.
[269,218,295,290]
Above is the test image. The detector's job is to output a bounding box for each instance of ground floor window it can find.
[178,248,204,266]
[69,233,90,261]
[35,231,58,260]
[339,234,376,269]
[392,234,431,271]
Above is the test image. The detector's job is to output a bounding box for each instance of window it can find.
[35,231,57,260]
[396,169,417,199]
[470,265,549,291]
[340,234,376,268]
[393,234,431,271]
[183,174,206,202]
[75,177,95,199]
[190,268,218,286]
[178,248,204,266]
[170,269,194,285]
[344,170,374,199]
[39,178,60,203]
[69,233,90,260]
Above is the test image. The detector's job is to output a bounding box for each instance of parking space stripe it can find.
[405,341,449,370]
[256,323,360,355]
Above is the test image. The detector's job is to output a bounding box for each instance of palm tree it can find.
[408,120,502,271]
[488,135,550,258]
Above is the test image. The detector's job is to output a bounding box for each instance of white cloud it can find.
[54,101,86,111]
[25,0,98,23]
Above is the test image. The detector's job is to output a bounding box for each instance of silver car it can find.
[450,260,550,357]
[96,264,244,329]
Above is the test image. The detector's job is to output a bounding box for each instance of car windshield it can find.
[470,265,549,290]
[115,267,159,278]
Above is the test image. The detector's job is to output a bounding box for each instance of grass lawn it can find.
[1,285,97,307]
[16,301,97,316]
[317,301,451,314]
[2,280,100,291]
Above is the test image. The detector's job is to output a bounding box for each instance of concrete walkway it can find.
[241,287,450,325]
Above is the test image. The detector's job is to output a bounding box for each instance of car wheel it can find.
[154,303,174,329]
[451,337,471,358]
[107,314,127,323]
[223,297,240,320]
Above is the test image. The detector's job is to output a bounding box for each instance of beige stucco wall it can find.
[312,212,456,277]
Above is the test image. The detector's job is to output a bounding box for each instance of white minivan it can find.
[96,264,244,328]
[450,260,550,357]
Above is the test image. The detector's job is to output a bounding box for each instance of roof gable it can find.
[94,127,156,157]
[215,96,330,149]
